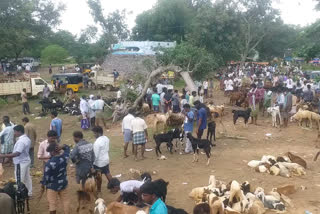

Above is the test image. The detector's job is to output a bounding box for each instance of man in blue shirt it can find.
[183,104,194,153]
[194,100,207,139]
[50,111,62,143]
[151,88,160,112]
[41,143,70,214]
[140,181,168,214]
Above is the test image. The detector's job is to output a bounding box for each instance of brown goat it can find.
[105,202,149,214]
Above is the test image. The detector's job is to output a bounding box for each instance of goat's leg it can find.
[192,153,196,163]
[206,157,210,166]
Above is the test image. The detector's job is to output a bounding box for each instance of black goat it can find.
[232,108,252,128]
[39,97,63,113]
[153,179,169,203]
[186,133,213,165]
[167,205,188,214]
[153,129,182,156]
[0,181,30,214]
[207,121,216,145]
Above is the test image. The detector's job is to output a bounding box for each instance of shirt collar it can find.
[18,134,27,140]
[151,198,162,210]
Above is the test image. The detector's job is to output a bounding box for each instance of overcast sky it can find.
[58,0,320,36]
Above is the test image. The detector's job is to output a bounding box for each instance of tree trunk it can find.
[128,65,182,112]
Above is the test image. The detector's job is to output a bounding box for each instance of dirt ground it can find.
[1,71,320,213]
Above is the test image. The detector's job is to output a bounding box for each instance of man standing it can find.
[131,113,148,161]
[183,104,194,154]
[172,90,180,113]
[194,101,207,139]
[70,131,94,188]
[80,95,90,120]
[283,88,292,127]
[41,143,70,214]
[22,117,37,168]
[38,130,58,168]
[94,96,107,129]
[151,88,160,112]
[163,89,172,113]
[21,88,30,115]
[42,84,51,99]
[113,69,119,81]
[50,111,62,143]
[0,116,14,164]
[203,79,209,98]
[88,95,96,128]
[303,84,314,103]
[160,87,167,113]
[122,111,135,158]
[92,126,112,192]
[49,64,52,74]
[0,125,32,197]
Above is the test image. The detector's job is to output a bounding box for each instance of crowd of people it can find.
[218,63,320,126]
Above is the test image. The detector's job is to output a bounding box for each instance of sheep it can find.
[275,163,291,178]
[256,191,285,211]
[105,202,150,214]
[255,165,268,173]
[280,162,306,176]
[142,103,150,114]
[208,175,216,189]
[247,200,265,214]
[311,111,320,128]
[153,113,168,133]
[286,152,307,169]
[228,181,245,206]
[94,198,106,214]
[275,185,296,196]
[290,109,313,128]
[210,200,225,214]
[269,165,280,176]
[189,187,211,204]
[166,112,185,127]
[0,163,3,178]
[247,160,261,168]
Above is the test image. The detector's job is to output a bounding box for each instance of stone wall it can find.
[101,55,156,77]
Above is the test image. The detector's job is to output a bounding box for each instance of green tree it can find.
[157,42,222,80]
[132,0,193,41]
[41,45,69,64]
[0,0,64,59]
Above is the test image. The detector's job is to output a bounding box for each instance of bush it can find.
[41,45,70,64]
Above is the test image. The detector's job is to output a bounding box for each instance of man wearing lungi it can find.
[131,113,148,161]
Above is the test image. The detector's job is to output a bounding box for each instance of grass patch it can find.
[173,79,186,90]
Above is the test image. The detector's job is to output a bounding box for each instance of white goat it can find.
[267,106,281,127]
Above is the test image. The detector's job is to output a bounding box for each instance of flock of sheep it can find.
[189,175,297,214]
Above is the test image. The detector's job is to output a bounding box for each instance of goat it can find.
[232,108,252,128]
[0,181,30,214]
[153,113,168,133]
[167,205,188,214]
[105,202,149,214]
[193,203,211,214]
[153,130,178,156]
[207,121,216,145]
[186,133,213,165]
[77,190,94,214]
[94,198,106,214]
[83,176,97,199]
[256,191,285,211]
[286,152,307,169]
[267,106,281,128]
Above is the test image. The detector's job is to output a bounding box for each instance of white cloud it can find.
[57,0,320,35]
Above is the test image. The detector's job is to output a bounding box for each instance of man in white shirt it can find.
[203,79,208,98]
[0,125,32,197]
[156,83,163,94]
[131,113,148,161]
[117,90,122,100]
[80,95,90,119]
[92,126,112,192]
[94,96,107,129]
[286,78,294,90]
[122,111,135,158]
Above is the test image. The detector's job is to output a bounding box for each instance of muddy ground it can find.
[1,69,320,214]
